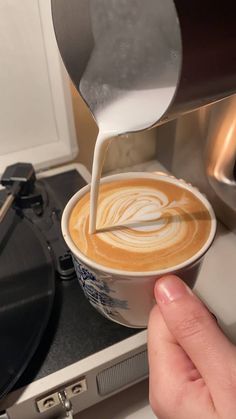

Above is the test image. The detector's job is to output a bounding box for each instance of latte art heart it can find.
[69,178,212,272]
[96,189,191,251]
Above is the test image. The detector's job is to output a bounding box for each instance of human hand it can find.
[148,275,236,419]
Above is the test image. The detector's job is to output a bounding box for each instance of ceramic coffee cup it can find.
[61,172,217,328]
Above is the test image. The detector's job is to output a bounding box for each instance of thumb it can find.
[155,275,236,395]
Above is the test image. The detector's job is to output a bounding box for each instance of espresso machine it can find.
[1,1,236,418]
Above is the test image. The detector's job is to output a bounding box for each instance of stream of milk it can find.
[88,85,175,233]
[78,0,181,234]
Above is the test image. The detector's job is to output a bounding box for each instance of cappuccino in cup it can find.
[69,177,212,273]
[62,172,216,328]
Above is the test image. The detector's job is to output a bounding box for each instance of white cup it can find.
[61,172,217,328]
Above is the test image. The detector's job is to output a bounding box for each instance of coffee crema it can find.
[69,178,212,272]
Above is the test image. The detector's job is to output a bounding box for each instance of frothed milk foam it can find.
[69,178,212,272]
[75,0,208,263]
[78,0,181,233]
[88,90,176,233]
[68,0,209,271]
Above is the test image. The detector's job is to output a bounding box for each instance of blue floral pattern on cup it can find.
[72,257,128,318]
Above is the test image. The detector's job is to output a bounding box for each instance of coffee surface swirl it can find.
[69,178,212,272]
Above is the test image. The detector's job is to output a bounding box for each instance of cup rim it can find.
[61,172,217,277]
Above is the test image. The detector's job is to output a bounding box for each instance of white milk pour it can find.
[79,0,181,233]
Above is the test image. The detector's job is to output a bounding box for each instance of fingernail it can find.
[156,276,193,304]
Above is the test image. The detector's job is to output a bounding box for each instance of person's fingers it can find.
[148,304,201,387]
[148,304,205,418]
[154,275,236,398]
